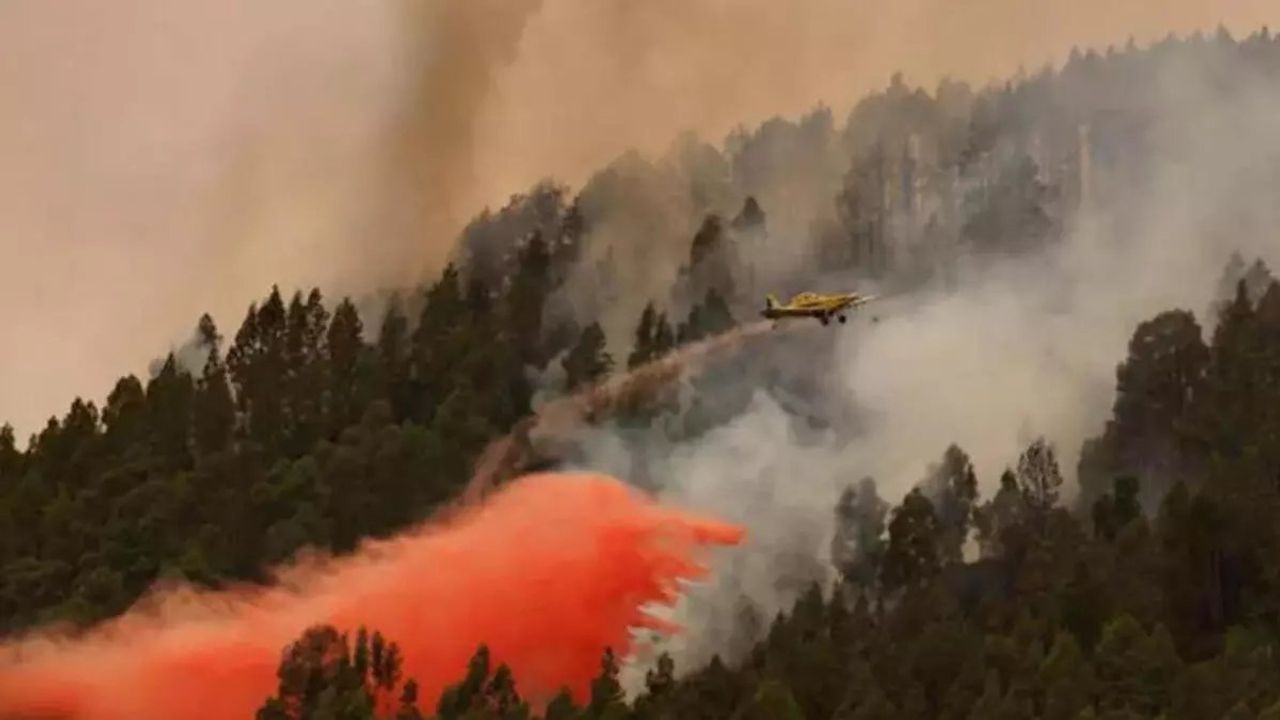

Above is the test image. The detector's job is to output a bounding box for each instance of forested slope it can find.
[4,27,1280,719]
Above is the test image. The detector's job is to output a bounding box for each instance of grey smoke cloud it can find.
[3,0,1275,441]
[595,36,1280,684]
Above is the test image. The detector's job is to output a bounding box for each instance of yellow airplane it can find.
[761,291,877,325]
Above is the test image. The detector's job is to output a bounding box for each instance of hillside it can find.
[3,27,1280,720]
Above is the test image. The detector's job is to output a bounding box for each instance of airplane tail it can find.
[765,293,780,309]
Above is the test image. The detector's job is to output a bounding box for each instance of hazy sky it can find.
[1,0,1276,440]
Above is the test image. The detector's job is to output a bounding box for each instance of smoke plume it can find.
[381,0,546,280]
[0,473,743,719]
[3,0,1274,441]
[567,30,1280,679]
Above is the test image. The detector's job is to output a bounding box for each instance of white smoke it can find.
[592,35,1280,688]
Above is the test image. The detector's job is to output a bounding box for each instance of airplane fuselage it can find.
[760,292,873,325]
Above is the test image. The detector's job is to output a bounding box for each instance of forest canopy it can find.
[4,27,1280,720]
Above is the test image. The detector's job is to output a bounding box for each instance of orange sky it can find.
[1,0,1276,439]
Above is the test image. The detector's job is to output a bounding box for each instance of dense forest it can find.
[4,26,1280,720]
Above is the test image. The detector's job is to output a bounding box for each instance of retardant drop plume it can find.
[467,319,794,499]
[0,473,744,720]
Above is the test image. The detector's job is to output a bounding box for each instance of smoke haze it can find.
[3,0,1276,440]
[561,28,1280,680]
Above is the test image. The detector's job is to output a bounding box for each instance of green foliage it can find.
[1015,437,1063,524]
[960,151,1055,254]
[505,233,554,369]
[0,256,546,632]
[256,624,410,720]
[483,252,1280,720]
[677,290,735,345]
[1040,632,1096,720]
[880,488,942,593]
[563,323,613,392]
[627,303,676,371]
[586,647,626,718]
[543,689,581,720]
[1091,475,1143,542]
[921,445,979,564]
[742,679,805,720]
[10,30,1280,720]
[436,644,532,720]
[682,215,739,303]
[833,141,891,277]
[1076,310,1208,511]
[831,477,890,591]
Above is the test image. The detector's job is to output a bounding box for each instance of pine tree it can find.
[587,647,626,718]
[437,645,492,720]
[544,688,581,720]
[102,375,147,456]
[0,423,20,480]
[563,323,613,392]
[145,354,195,468]
[836,142,891,275]
[326,298,366,434]
[961,152,1054,255]
[395,680,425,720]
[683,214,738,302]
[677,289,735,344]
[921,444,979,564]
[192,314,235,458]
[1040,632,1096,720]
[634,651,675,718]
[652,313,675,358]
[1016,437,1062,527]
[1092,476,1143,541]
[1076,309,1207,510]
[282,288,329,456]
[377,293,412,422]
[743,679,805,720]
[973,469,1028,560]
[831,477,890,591]
[410,265,466,423]
[505,232,553,369]
[256,624,412,720]
[628,302,658,370]
[880,488,942,593]
[227,287,290,455]
[1093,614,1180,717]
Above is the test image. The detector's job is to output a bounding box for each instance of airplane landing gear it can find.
[838,315,847,324]
[819,314,830,326]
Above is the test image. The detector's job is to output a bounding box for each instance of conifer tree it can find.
[628,302,658,370]
[326,298,365,433]
[102,375,147,456]
[377,293,411,422]
[1016,437,1063,527]
[563,323,613,392]
[543,688,581,720]
[921,444,979,564]
[743,679,805,720]
[587,647,627,718]
[192,314,234,457]
[145,354,195,468]
[505,232,553,369]
[880,488,942,593]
